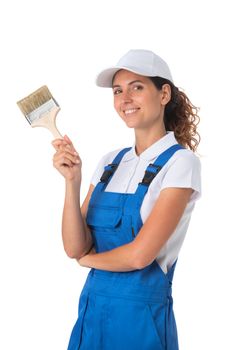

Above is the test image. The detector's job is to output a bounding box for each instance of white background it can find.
[0,0,232,349]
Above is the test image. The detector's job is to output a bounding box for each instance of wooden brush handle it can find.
[31,106,63,139]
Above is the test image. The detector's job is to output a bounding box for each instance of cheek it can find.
[113,99,123,115]
[113,98,119,111]
[147,99,161,117]
[149,94,161,108]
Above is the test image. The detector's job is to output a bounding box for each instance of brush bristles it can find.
[17,85,55,116]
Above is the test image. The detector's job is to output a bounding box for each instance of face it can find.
[112,70,171,131]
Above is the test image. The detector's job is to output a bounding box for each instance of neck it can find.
[134,126,167,155]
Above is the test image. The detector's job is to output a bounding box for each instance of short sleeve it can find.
[90,155,106,186]
[161,151,202,202]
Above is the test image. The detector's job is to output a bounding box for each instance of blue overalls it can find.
[68,144,184,350]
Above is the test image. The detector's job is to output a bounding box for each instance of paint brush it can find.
[17,85,63,138]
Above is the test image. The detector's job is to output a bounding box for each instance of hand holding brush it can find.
[17,86,81,181]
[52,135,82,183]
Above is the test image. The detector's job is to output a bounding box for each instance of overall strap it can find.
[97,147,132,191]
[135,144,184,199]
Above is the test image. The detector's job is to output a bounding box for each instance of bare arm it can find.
[62,183,94,258]
[52,135,94,259]
[78,187,193,271]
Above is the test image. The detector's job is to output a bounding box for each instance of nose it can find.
[121,89,133,103]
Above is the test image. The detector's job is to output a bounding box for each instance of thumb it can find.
[64,134,72,145]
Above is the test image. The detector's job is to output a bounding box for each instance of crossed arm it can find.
[77,186,193,272]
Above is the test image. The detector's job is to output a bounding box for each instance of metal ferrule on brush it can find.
[26,98,59,125]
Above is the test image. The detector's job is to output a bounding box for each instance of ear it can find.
[160,84,171,106]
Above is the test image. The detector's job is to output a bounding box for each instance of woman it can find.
[52,49,201,350]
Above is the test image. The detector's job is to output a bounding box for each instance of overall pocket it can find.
[146,303,166,350]
[86,205,122,231]
[67,293,90,350]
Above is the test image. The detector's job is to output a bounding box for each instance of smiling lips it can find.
[124,108,140,115]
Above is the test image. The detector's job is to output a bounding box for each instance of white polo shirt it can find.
[90,131,201,274]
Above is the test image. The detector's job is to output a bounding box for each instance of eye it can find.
[113,88,122,95]
[132,84,143,91]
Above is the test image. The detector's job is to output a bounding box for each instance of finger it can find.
[64,136,78,153]
[58,138,75,151]
[54,158,74,168]
[52,138,63,143]
[51,138,64,146]
[54,151,80,165]
[52,137,72,146]
[56,144,78,156]
[53,153,80,167]
[51,139,64,151]
[64,135,73,145]
[52,140,77,154]
[63,141,78,155]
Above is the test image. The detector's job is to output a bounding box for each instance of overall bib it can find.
[68,144,184,350]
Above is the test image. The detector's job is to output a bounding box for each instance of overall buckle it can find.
[140,164,162,186]
[100,164,118,183]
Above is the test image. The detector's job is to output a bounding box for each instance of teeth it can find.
[124,108,138,115]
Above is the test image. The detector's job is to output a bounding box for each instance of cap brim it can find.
[96,67,122,87]
[95,66,161,88]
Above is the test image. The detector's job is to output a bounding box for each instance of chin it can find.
[124,121,138,129]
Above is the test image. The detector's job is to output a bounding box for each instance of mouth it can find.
[123,108,140,115]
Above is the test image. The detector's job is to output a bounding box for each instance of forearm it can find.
[78,242,140,272]
[62,180,92,259]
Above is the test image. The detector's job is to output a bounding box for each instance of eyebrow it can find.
[112,80,144,88]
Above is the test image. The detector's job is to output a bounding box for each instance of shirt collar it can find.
[122,131,178,162]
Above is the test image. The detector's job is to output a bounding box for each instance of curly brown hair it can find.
[149,77,200,152]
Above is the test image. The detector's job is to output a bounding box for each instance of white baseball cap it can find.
[96,49,173,87]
